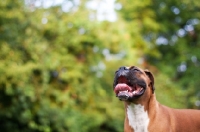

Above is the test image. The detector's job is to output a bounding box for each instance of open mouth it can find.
[114,76,145,101]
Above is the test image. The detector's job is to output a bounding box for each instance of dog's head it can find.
[113,66,155,102]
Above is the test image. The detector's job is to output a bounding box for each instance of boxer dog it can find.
[113,66,200,132]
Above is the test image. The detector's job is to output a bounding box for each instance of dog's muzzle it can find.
[113,66,146,101]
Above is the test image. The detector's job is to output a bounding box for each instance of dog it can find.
[113,66,200,132]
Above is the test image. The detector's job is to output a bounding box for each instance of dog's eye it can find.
[131,68,140,72]
[129,66,139,71]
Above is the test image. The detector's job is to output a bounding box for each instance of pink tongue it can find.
[114,83,132,94]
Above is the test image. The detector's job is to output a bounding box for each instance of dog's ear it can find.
[144,70,155,93]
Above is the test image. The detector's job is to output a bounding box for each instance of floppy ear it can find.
[144,70,155,93]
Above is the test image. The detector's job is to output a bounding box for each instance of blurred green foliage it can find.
[0,0,200,131]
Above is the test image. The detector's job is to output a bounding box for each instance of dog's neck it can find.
[125,103,150,132]
[124,95,158,132]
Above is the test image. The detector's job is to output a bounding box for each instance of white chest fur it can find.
[127,104,149,132]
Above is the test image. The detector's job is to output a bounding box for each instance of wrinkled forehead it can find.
[126,66,145,73]
[128,66,150,81]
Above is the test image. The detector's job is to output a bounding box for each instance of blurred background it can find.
[0,0,200,131]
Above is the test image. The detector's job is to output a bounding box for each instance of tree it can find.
[0,0,136,131]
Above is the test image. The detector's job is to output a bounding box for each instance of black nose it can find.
[117,66,129,76]
[119,66,129,71]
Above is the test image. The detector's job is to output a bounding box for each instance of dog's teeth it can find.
[119,90,128,93]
